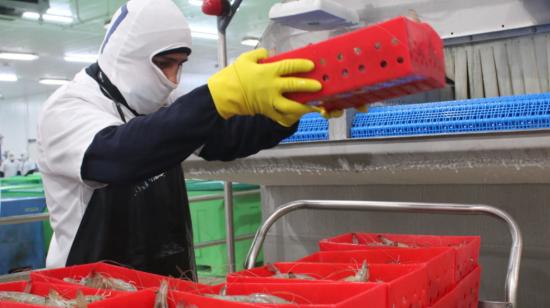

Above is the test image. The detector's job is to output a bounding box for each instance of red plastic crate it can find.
[0,280,127,307]
[185,282,387,308]
[297,248,455,305]
[228,262,429,308]
[263,16,445,112]
[429,266,481,308]
[30,262,206,293]
[319,233,480,282]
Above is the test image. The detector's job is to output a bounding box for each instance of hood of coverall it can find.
[98,0,192,115]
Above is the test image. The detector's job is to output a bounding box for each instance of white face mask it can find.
[98,0,192,115]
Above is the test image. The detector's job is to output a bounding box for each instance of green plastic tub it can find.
[186,180,263,277]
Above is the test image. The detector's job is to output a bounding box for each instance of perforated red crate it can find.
[297,248,455,305]
[0,280,127,307]
[228,262,429,308]
[429,266,481,308]
[185,282,387,308]
[263,16,445,112]
[30,262,206,293]
[319,233,480,282]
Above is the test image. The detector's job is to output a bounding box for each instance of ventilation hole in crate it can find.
[380,60,388,68]
[391,37,399,45]
[374,42,381,50]
[320,58,326,65]
[397,56,404,64]
[354,47,362,55]
[342,69,349,77]
[337,52,344,61]
[358,64,365,72]
[322,74,330,82]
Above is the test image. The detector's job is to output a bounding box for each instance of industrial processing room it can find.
[1,0,549,307]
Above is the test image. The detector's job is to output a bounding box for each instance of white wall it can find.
[0,92,52,160]
[0,73,210,160]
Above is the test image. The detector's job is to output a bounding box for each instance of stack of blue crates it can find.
[351,93,550,138]
[281,112,329,143]
[0,197,46,274]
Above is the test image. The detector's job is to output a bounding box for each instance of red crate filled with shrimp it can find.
[262,16,446,112]
[228,262,429,307]
[319,233,480,282]
[0,280,132,307]
[429,266,481,308]
[177,282,387,308]
[30,262,206,293]
[297,248,455,305]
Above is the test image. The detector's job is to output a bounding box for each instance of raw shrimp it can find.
[206,293,294,304]
[64,271,138,292]
[267,264,315,280]
[367,235,411,248]
[342,260,369,282]
[154,280,169,308]
[206,285,294,304]
[0,289,105,307]
[0,291,46,305]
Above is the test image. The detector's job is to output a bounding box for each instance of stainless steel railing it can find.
[245,200,522,308]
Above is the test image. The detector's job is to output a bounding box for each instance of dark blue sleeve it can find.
[198,115,297,161]
[81,85,297,184]
[82,85,222,184]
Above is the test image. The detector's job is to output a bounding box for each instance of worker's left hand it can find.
[318,107,344,119]
[207,48,322,127]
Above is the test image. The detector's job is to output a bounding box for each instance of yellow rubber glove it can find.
[318,105,368,119]
[207,48,322,127]
[319,108,344,119]
[355,104,369,113]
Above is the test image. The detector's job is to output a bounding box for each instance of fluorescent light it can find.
[64,54,97,63]
[189,0,203,6]
[22,9,74,24]
[0,52,38,61]
[0,74,18,82]
[39,78,69,86]
[191,31,218,40]
[46,8,72,16]
[42,14,73,24]
[22,11,40,20]
[241,37,260,47]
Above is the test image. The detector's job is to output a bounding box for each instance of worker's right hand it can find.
[207,48,322,127]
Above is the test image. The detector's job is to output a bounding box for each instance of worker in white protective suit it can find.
[37,0,335,279]
[0,154,18,178]
[18,154,37,176]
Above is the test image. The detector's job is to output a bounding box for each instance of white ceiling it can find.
[0,0,279,100]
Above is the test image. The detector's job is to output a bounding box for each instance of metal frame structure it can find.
[245,200,522,308]
[216,0,244,274]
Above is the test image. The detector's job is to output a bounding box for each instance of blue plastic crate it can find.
[0,197,46,274]
[351,93,550,138]
[281,113,329,143]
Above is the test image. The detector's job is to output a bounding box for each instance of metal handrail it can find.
[0,189,260,226]
[244,200,522,307]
